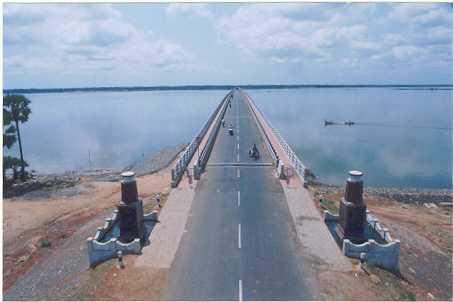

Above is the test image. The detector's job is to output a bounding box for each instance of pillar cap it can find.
[348,170,363,182]
[121,171,136,183]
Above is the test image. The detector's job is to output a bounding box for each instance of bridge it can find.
[137,89,351,300]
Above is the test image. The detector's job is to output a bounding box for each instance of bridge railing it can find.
[242,90,307,182]
[197,93,231,173]
[242,92,279,164]
[271,127,307,180]
[171,91,232,187]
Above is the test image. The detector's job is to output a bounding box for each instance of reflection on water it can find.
[4,88,451,188]
[250,88,452,188]
[5,90,227,173]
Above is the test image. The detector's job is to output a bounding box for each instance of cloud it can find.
[165,3,213,20]
[389,3,453,27]
[391,45,428,60]
[216,3,453,68]
[3,4,197,77]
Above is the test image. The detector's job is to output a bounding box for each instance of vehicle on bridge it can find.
[249,143,260,160]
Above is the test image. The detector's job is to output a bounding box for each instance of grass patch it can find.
[39,238,52,248]
[364,263,417,301]
[320,198,339,214]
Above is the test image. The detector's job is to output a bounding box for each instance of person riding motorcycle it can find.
[249,143,259,159]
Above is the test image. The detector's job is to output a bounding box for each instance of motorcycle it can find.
[249,145,260,160]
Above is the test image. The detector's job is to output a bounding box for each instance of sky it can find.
[3,3,453,88]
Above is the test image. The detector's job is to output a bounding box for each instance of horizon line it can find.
[4,83,453,94]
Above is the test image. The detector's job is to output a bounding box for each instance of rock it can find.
[424,203,438,209]
[4,173,82,198]
[369,274,381,284]
[17,255,27,263]
[427,293,435,299]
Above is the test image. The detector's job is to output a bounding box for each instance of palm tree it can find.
[3,108,17,148]
[3,94,31,180]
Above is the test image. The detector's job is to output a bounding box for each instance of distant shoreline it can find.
[4,84,453,94]
[309,181,452,205]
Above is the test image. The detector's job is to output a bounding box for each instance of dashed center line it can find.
[237,152,240,162]
[238,223,242,249]
[239,279,243,302]
[237,143,240,150]
[237,168,240,178]
[237,190,241,206]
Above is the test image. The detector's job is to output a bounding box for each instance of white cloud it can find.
[389,3,453,26]
[391,45,427,60]
[165,3,213,20]
[3,4,198,76]
[215,3,453,67]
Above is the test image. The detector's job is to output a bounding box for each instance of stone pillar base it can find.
[118,200,144,244]
[337,198,366,242]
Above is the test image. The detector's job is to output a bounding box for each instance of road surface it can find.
[161,90,314,300]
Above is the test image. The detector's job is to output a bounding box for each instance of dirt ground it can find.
[311,186,453,301]
[3,165,173,292]
[4,160,452,301]
[70,255,169,301]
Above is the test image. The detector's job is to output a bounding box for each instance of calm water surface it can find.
[5,88,451,188]
[6,90,226,173]
[251,88,452,189]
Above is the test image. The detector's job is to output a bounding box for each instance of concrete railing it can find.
[243,92,279,164]
[171,91,232,187]
[242,90,307,181]
[272,127,307,180]
[196,93,231,175]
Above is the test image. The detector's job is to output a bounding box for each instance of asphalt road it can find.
[161,90,313,300]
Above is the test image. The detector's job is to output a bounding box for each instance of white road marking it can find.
[237,168,240,178]
[238,224,242,249]
[237,135,239,142]
[237,152,240,162]
[237,143,240,150]
[239,279,243,302]
[237,190,241,206]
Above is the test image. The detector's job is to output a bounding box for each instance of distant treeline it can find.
[4,84,453,94]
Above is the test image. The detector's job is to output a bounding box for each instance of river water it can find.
[4,88,451,188]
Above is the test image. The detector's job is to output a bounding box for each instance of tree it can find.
[3,108,17,148]
[3,94,32,180]
[3,156,28,180]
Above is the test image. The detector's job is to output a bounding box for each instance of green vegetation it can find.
[319,198,339,214]
[3,94,32,181]
[40,238,52,248]
[3,156,28,180]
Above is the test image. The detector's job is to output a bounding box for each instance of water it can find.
[250,88,452,189]
[4,90,227,173]
[4,88,451,188]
